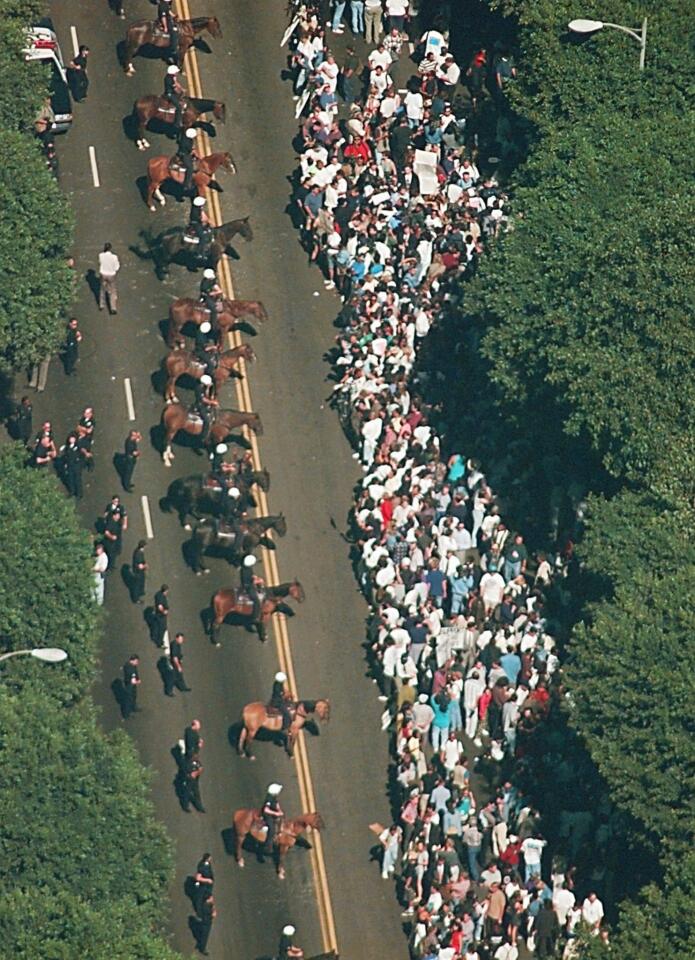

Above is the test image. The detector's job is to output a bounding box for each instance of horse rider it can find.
[157,0,180,62]
[269,671,293,731]
[176,126,198,193]
[188,195,213,260]
[278,924,304,959]
[199,267,223,333]
[194,321,219,379]
[163,63,185,129]
[240,553,265,621]
[193,373,218,442]
[261,782,284,856]
[208,441,228,481]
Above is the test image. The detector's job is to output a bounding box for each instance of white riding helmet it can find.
[199,321,212,333]
[243,554,257,567]
[203,268,216,279]
[185,128,197,139]
[193,196,206,207]
[267,783,283,796]
[200,374,212,386]
[167,64,180,76]
[227,487,241,498]
[215,443,228,454]
[282,925,296,936]
[275,672,287,683]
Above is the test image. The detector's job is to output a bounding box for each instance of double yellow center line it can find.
[174,0,337,951]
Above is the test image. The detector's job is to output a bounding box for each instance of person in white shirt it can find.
[437,54,461,91]
[553,885,576,927]
[98,242,120,314]
[404,88,424,126]
[464,670,485,740]
[521,835,547,882]
[368,43,393,72]
[361,410,383,467]
[92,543,109,605]
[581,892,604,932]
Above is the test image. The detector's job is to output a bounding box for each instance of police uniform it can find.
[177,129,197,191]
[14,399,32,445]
[194,325,218,378]
[62,437,83,499]
[122,657,140,718]
[193,378,215,440]
[123,433,139,491]
[165,634,191,695]
[163,70,183,127]
[131,544,147,603]
[102,514,123,567]
[261,790,283,854]
[152,588,169,647]
[180,756,205,812]
[158,0,179,58]
[193,854,214,915]
[188,200,212,258]
[269,675,292,730]
[197,894,215,954]
[240,558,263,620]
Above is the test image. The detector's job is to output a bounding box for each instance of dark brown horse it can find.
[132,95,226,151]
[209,579,305,643]
[189,514,287,573]
[146,150,236,210]
[168,297,268,347]
[161,404,263,466]
[238,698,330,759]
[163,469,270,528]
[155,217,252,275]
[231,809,323,877]
[163,344,255,402]
[123,16,222,74]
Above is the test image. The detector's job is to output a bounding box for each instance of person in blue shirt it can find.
[424,557,447,608]
[424,118,443,146]
[430,691,453,750]
[449,563,474,615]
[500,647,522,684]
[447,452,466,486]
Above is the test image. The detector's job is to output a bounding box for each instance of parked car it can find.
[23,20,73,133]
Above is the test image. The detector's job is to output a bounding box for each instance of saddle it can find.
[186,411,203,426]
[215,521,237,541]
[203,475,223,491]
[183,230,201,244]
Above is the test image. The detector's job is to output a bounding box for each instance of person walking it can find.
[164,632,192,696]
[152,584,170,647]
[130,539,147,603]
[350,0,365,34]
[122,654,141,718]
[28,356,51,393]
[365,0,384,43]
[192,852,214,915]
[13,396,33,446]
[63,317,82,375]
[102,509,124,569]
[68,44,90,101]
[62,432,83,498]
[98,242,120,314]
[180,754,205,812]
[195,893,216,954]
[122,429,141,492]
[92,542,108,605]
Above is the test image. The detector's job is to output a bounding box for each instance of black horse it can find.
[152,216,253,276]
[162,470,270,528]
[190,514,287,573]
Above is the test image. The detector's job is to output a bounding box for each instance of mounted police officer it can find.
[208,441,228,482]
[278,924,304,959]
[193,373,217,442]
[157,0,180,62]
[194,321,219,380]
[199,267,223,333]
[240,553,264,621]
[177,126,198,193]
[261,782,284,856]
[163,63,184,129]
[269,671,292,732]
[188,195,213,262]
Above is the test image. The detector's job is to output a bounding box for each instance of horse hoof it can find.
[248,755,256,762]
[159,197,166,206]
[149,205,156,212]
[238,859,245,868]
[184,524,192,531]
[278,870,286,880]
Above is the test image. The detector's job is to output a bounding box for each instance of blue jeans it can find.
[431,724,449,751]
[504,559,521,582]
[351,0,364,32]
[332,1,346,29]
[525,861,541,883]
[467,845,481,881]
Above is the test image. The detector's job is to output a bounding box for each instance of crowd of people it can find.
[284,3,606,958]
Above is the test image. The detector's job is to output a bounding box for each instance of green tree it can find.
[0,0,51,131]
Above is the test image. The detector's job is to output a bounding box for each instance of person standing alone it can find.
[98,242,120,314]
[122,654,141,718]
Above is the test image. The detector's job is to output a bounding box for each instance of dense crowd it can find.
[285,3,608,958]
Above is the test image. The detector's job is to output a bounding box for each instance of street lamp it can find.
[568,17,648,71]
[0,648,68,665]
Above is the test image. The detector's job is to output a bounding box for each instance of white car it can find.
[24,21,73,133]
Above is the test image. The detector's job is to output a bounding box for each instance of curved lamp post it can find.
[568,17,648,71]
[0,648,68,665]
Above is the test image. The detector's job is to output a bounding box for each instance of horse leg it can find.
[257,619,267,644]
[135,113,150,151]
[286,730,295,759]
[164,376,178,403]
[235,827,245,868]
[150,184,166,210]
[277,845,286,880]
[162,440,175,467]
[124,41,136,76]
[192,539,209,576]
[259,535,276,551]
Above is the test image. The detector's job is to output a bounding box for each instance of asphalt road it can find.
[40,1,405,957]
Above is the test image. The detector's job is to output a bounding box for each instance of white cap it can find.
[167,64,179,75]
[227,487,241,498]
[215,443,228,454]
[267,783,283,796]
[243,554,257,567]
[193,196,206,207]
[185,127,197,139]
[199,321,212,333]
[418,693,429,704]
[282,925,296,936]
[200,374,212,386]
[275,671,287,682]
[203,268,216,279]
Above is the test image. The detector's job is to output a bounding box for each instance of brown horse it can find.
[232,809,323,877]
[209,579,305,643]
[123,16,222,75]
[168,297,268,347]
[163,344,255,402]
[238,698,331,759]
[161,404,263,466]
[133,96,226,151]
[146,151,236,210]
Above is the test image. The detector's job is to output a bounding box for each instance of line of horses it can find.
[119,10,332,911]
